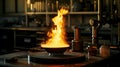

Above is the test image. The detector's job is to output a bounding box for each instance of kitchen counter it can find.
[0,49,120,67]
[0,26,116,34]
[0,51,101,67]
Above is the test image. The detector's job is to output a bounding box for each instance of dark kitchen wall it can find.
[0,0,120,44]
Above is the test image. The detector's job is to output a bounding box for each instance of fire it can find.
[41,8,69,48]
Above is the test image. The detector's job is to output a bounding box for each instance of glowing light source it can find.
[41,8,69,48]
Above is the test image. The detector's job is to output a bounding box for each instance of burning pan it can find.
[43,47,69,56]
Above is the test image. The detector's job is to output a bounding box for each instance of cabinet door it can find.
[17,0,25,13]
[15,30,37,49]
[0,29,14,53]
[16,36,36,48]
[5,0,16,13]
[3,0,25,13]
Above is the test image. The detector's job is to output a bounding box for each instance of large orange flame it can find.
[41,8,69,48]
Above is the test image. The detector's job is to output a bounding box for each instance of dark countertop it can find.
[0,51,101,67]
[0,49,120,67]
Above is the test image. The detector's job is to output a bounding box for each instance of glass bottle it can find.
[47,0,52,12]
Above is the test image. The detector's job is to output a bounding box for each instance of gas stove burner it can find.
[30,52,86,64]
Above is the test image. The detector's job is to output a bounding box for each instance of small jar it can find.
[87,45,97,56]
[99,44,110,58]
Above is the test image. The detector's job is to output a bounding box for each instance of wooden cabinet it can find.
[17,0,25,13]
[14,30,37,49]
[0,29,14,54]
[5,0,16,13]
[0,0,25,16]
[0,28,48,51]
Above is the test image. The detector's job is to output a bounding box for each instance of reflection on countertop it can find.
[0,49,120,67]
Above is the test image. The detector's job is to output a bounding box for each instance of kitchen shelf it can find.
[26,12,99,15]
[69,12,99,15]
[0,0,101,27]
[1,13,26,16]
[46,12,57,14]
[26,12,47,15]
[26,12,58,15]
[24,0,101,27]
